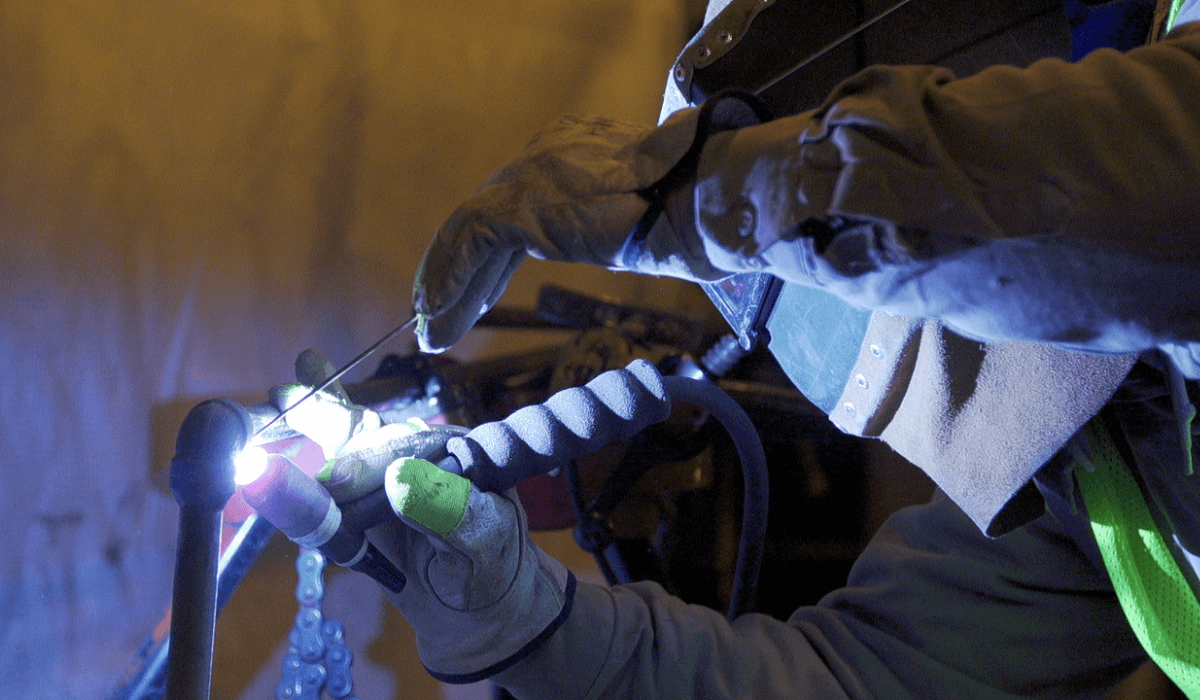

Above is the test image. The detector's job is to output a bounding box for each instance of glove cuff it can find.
[425,570,578,685]
[620,91,772,272]
[413,520,577,683]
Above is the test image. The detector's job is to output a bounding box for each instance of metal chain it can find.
[276,548,358,700]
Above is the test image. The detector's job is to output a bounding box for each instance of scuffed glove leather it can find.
[412,95,768,353]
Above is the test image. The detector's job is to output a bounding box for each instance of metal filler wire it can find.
[254,313,420,439]
[753,0,921,95]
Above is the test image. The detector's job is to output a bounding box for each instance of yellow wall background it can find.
[0,1,702,697]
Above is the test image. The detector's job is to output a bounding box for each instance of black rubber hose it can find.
[661,376,768,621]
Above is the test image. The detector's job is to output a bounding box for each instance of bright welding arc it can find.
[253,313,420,440]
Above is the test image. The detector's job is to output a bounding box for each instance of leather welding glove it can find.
[278,350,575,682]
[366,456,573,683]
[413,95,767,353]
[269,348,382,458]
[318,423,574,683]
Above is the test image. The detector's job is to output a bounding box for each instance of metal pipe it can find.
[110,515,276,700]
[166,508,223,700]
[164,399,250,700]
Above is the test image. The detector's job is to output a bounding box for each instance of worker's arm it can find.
[411,100,763,354]
[416,21,1200,363]
[686,19,1200,358]
[494,490,1146,700]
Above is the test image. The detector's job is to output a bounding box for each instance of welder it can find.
[291,0,1200,697]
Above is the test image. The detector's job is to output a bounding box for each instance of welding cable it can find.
[660,375,768,621]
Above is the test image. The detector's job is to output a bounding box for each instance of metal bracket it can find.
[673,0,777,101]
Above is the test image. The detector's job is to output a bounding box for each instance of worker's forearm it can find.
[494,490,1146,699]
[692,21,1200,352]
[493,580,852,700]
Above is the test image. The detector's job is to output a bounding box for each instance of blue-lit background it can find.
[0,2,701,697]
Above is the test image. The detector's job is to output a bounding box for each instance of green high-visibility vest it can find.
[1073,2,1198,692]
[1075,419,1200,697]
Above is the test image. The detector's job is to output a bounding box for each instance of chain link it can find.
[276,548,358,700]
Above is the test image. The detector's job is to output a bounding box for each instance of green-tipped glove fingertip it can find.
[315,458,338,484]
[385,457,472,538]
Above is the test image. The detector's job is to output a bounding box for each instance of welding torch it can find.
[163,315,419,700]
[231,355,676,596]
[164,315,765,700]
